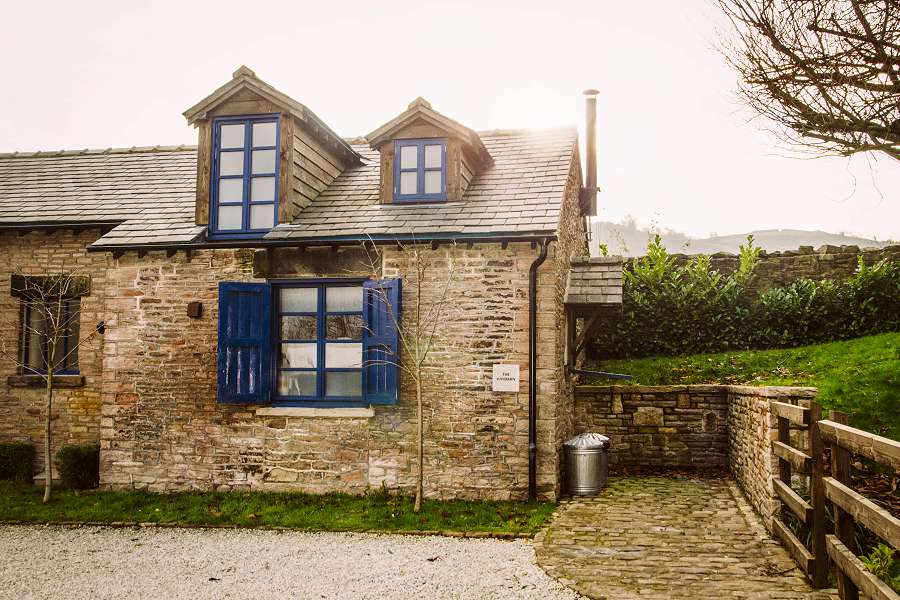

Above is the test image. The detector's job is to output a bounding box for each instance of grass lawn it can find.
[590,332,900,439]
[0,481,555,535]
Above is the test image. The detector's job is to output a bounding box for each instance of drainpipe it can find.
[528,237,550,501]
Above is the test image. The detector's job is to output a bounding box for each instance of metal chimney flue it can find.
[582,89,599,217]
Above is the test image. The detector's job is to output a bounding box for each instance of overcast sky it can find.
[1,0,897,241]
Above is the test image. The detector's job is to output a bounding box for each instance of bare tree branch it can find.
[718,0,900,161]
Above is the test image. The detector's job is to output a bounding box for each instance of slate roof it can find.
[565,257,624,306]
[269,128,576,241]
[0,128,576,248]
[0,146,204,244]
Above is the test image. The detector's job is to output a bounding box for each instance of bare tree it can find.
[0,271,101,502]
[362,239,455,513]
[718,0,900,161]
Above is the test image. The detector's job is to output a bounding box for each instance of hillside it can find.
[589,333,900,440]
[593,219,895,257]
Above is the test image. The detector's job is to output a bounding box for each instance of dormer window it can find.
[394,138,447,202]
[211,115,279,236]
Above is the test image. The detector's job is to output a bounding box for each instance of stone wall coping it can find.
[574,384,817,397]
[255,406,375,418]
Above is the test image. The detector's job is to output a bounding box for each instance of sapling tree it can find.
[362,239,456,513]
[0,270,102,502]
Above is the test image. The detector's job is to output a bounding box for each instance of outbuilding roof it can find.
[565,257,624,307]
[0,128,577,249]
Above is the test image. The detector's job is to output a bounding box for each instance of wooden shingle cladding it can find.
[290,119,346,215]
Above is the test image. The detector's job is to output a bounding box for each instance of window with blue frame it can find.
[211,115,279,236]
[394,138,447,202]
[216,279,401,407]
[22,298,80,375]
[276,282,365,402]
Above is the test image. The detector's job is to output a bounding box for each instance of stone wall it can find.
[99,237,575,500]
[629,244,900,292]
[726,385,816,532]
[573,383,817,531]
[573,385,728,468]
[0,229,111,476]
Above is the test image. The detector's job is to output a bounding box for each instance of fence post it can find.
[809,401,827,588]
[829,410,859,600]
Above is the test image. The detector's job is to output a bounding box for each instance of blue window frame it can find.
[210,115,280,237]
[22,297,80,375]
[393,138,447,202]
[275,281,366,405]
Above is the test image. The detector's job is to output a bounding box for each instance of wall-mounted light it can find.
[187,302,203,319]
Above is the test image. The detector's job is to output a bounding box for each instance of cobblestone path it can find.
[535,475,836,600]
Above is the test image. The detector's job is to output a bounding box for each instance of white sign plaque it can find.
[492,364,520,392]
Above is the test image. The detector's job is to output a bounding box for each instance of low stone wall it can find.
[573,385,728,468]
[726,386,816,531]
[573,384,817,532]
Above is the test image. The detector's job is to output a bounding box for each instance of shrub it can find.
[861,543,900,592]
[0,442,35,481]
[593,235,759,358]
[592,238,900,360]
[56,444,100,489]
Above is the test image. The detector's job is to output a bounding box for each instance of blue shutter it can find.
[217,282,272,404]
[363,278,402,405]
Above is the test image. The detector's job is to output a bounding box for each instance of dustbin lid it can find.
[563,432,609,449]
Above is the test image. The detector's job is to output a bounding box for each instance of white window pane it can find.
[251,176,275,202]
[281,342,317,368]
[325,286,363,312]
[424,144,442,168]
[252,122,277,147]
[399,171,417,195]
[280,288,317,313]
[219,124,244,149]
[424,170,442,194]
[249,204,274,230]
[252,149,276,174]
[218,178,243,203]
[219,151,244,176]
[278,371,316,396]
[325,343,362,368]
[217,205,242,230]
[399,145,417,169]
[326,371,362,397]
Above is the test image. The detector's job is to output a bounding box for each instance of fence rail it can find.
[769,401,900,600]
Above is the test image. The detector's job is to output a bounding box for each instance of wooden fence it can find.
[769,400,900,599]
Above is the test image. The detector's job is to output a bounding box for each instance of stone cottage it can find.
[0,67,606,500]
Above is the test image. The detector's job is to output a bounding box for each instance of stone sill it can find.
[255,406,375,418]
[7,374,85,388]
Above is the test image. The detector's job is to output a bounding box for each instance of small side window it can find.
[21,298,81,375]
[393,139,447,202]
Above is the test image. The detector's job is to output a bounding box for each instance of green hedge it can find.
[592,236,900,359]
[56,444,100,489]
[0,442,35,481]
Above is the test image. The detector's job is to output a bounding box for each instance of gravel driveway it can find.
[0,525,582,600]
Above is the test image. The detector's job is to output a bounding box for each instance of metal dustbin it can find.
[563,433,610,495]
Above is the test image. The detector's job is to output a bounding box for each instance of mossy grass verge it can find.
[0,481,554,537]
[591,332,900,439]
